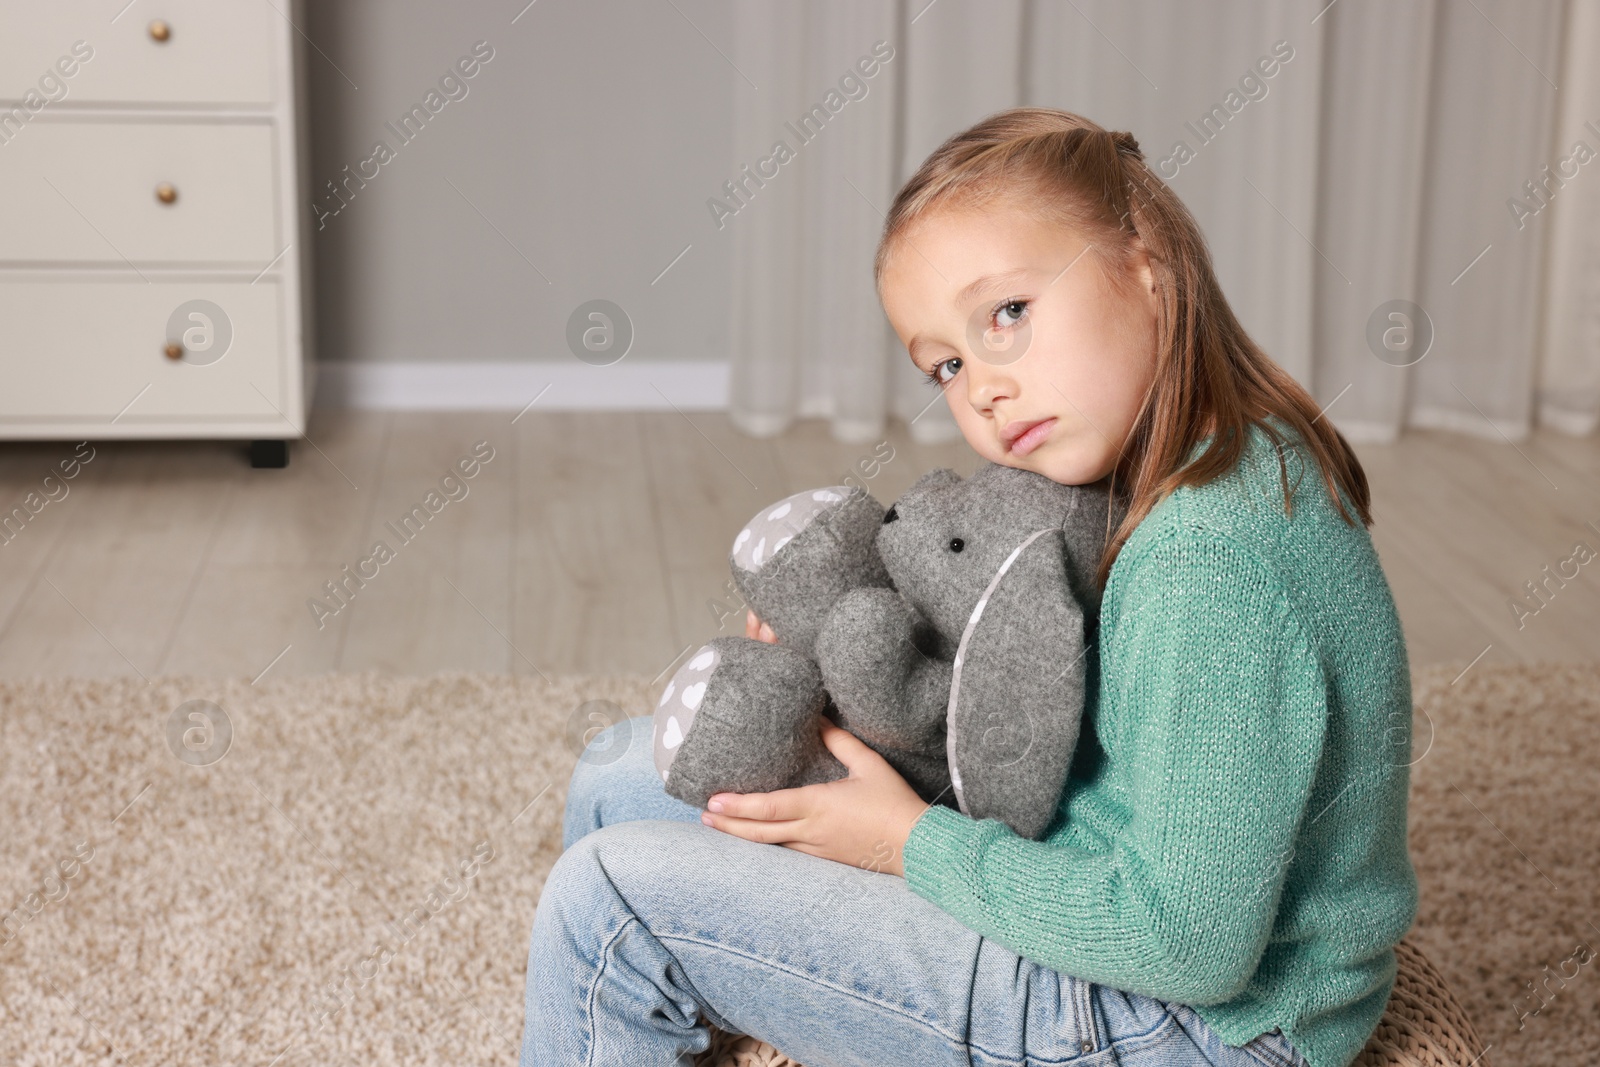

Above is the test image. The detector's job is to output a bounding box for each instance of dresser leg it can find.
[249,440,289,468]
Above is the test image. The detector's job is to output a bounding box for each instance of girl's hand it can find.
[699,717,932,878]
[745,609,778,645]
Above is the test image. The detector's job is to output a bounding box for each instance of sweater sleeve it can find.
[900,525,1330,1005]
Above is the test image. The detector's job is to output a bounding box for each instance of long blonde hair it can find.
[874,107,1371,591]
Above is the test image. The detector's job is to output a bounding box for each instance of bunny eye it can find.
[949,537,965,553]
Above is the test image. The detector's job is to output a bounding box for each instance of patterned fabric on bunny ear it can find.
[653,643,720,784]
[731,487,850,574]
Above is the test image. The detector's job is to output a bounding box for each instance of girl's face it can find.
[879,202,1161,486]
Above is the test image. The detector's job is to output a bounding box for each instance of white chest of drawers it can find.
[0,1,314,467]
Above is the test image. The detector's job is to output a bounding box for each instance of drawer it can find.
[0,2,277,106]
[0,121,278,265]
[0,279,289,423]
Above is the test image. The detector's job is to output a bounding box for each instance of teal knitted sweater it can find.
[902,415,1419,1067]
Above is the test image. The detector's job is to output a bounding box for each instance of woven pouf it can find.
[694,935,1486,1067]
[1352,938,1488,1067]
[694,1027,806,1067]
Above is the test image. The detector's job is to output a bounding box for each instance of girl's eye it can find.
[923,356,962,387]
[993,299,1028,330]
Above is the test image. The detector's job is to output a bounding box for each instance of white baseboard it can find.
[311,364,1600,440]
[314,360,730,410]
[1409,404,1531,441]
[1324,418,1400,444]
[1537,398,1600,437]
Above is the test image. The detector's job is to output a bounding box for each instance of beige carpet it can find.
[0,662,1594,1066]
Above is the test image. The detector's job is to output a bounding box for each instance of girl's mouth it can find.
[1004,417,1057,457]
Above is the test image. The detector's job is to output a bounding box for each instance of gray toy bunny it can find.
[652,462,1122,841]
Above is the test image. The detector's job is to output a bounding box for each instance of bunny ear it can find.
[946,527,1088,840]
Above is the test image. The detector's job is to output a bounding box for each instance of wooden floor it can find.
[0,409,1594,682]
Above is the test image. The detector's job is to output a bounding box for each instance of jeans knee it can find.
[567,726,612,803]
[541,827,619,922]
[563,716,653,849]
[533,838,600,967]
[543,822,655,919]
[545,829,599,896]
[578,716,648,779]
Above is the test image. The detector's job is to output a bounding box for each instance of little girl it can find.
[519,108,1417,1067]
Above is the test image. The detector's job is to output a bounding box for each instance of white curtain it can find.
[724,0,1599,445]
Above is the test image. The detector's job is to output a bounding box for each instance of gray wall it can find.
[305,0,735,365]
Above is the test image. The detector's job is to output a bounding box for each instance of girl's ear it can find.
[1126,249,1161,334]
[1131,245,1158,299]
[1118,230,1157,300]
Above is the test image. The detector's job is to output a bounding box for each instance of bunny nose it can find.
[882,505,898,524]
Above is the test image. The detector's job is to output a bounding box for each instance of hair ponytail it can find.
[875,108,1372,591]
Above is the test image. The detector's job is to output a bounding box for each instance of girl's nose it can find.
[966,361,1016,412]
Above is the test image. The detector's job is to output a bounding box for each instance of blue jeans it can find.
[518,714,1310,1067]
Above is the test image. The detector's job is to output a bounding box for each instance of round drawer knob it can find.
[156,183,178,204]
[149,20,171,42]
[164,342,183,360]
